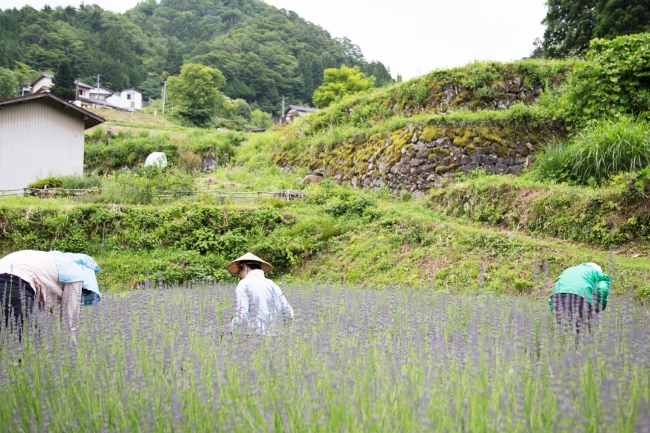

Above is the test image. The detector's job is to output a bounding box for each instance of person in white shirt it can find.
[0,250,100,339]
[227,252,294,334]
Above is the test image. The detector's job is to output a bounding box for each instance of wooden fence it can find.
[0,188,306,201]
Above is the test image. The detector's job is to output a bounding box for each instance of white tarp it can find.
[144,152,168,168]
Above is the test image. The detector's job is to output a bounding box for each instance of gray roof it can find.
[0,93,105,129]
[74,80,94,89]
[78,96,121,109]
[285,105,318,115]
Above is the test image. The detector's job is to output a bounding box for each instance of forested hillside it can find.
[0,0,393,114]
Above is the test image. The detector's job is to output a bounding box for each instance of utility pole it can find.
[161,81,167,116]
[95,75,100,99]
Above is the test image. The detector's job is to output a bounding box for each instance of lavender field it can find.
[1,283,649,432]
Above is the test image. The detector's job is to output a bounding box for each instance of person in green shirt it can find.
[549,263,610,333]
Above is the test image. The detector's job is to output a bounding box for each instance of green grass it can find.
[534,117,650,185]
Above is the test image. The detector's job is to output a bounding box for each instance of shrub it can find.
[28,177,63,189]
[60,175,102,189]
[533,140,573,183]
[560,33,650,126]
[97,166,195,204]
[571,117,650,184]
[534,117,650,185]
[324,192,376,218]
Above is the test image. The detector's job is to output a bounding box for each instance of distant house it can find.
[0,93,104,192]
[107,88,143,111]
[19,72,143,111]
[74,80,121,110]
[284,104,318,123]
[20,72,54,95]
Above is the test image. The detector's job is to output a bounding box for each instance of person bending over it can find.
[548,262,610,334]
[0,250,101,339]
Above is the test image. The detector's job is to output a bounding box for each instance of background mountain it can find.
[0,0,394,114]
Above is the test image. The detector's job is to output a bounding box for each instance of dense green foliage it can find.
[431,170,650,247]
[560,34,650,125]
[166,63,226,126]
[84,128,245,174]
[0,66,17,99]
[0,0,392,113]
[541,0,650,58]
[312,65,375,108]
[535,117,650,185]
[52,59,75,100]
[541,0,597,58]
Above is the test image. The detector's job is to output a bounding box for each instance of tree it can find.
[12,62,38,92]
[541,0,597,58]
[0,67,18,99]
[540,0,650,58]
[164,41,184,76]
[167,63,226,126]
[594,0,650,39]
[250,109,272,128]
[52,59,76,100]
[312,65,375,108]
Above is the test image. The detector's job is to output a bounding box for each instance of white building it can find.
[20,73,143,111]
[0,93,104,192]
[107,88,143,111]
[74,80,121,110]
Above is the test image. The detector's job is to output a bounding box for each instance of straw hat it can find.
[226,252,273,275]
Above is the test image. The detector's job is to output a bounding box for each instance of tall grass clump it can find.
[534,117,650,185]
[571,117,650,184]
[0,283,648,431]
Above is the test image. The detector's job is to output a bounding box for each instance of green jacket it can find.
[548,264,610,312]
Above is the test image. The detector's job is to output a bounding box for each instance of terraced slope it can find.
[273,60,573,193]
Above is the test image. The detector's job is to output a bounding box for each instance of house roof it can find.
[78,96,121,109]
[29,72,54,87]
[121,88,142,93]
[0,93,105,129]
[74,80,94,89]
[284,104,318,115]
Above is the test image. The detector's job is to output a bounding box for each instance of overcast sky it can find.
[5,0,547,80]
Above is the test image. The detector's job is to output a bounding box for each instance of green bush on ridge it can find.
[84,129,245,174]
[560,33,650,126]
[534,117,650,185]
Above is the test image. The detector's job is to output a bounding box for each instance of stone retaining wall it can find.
[278,120,565,193]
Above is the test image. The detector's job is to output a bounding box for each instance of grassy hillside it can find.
[2,55,650,300]
[1,125,649,298]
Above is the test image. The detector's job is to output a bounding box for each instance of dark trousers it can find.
[0,274,35,336]
[551,293,595,334]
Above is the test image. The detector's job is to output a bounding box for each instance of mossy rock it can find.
[479,128,502,143]
[450,91,472,107]
[452,129,473,147]
[468,99,483,110]
[420,126,443,142]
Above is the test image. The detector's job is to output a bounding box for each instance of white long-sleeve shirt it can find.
[0,250,81,331]
[232,269,293,333]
